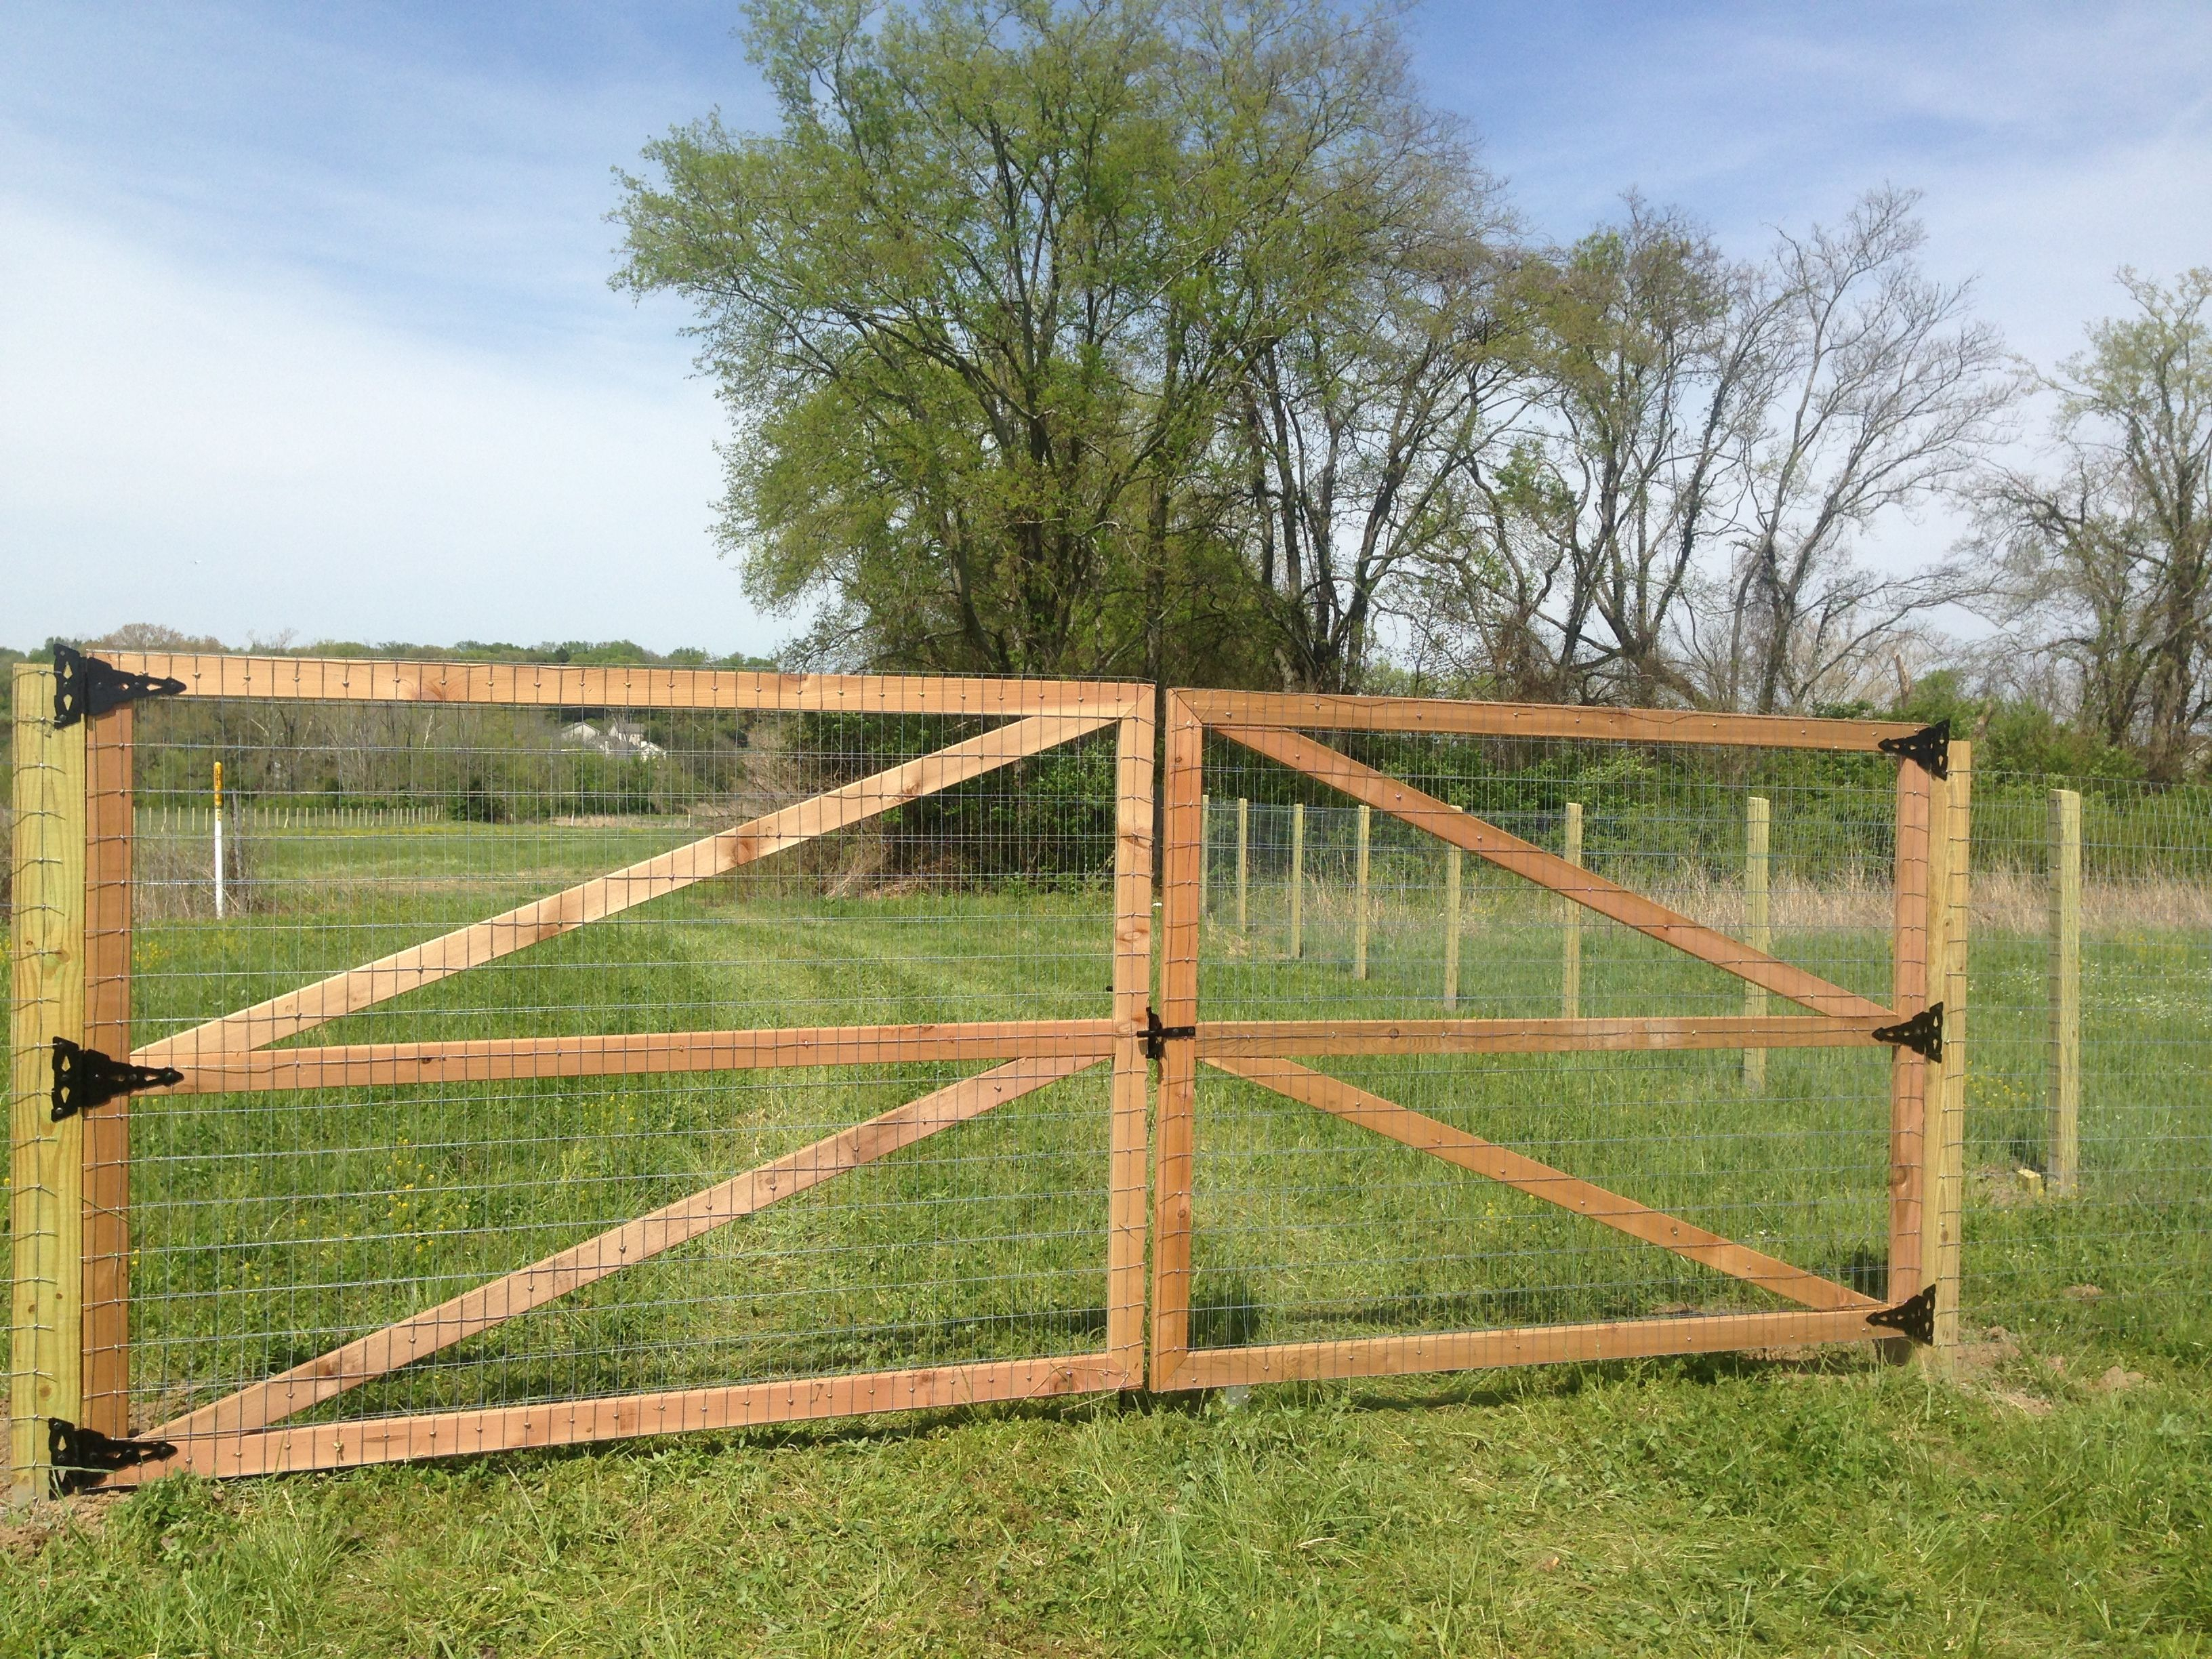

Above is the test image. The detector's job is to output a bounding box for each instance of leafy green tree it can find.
[1981,269,2212,778]
[615,0,1458,685]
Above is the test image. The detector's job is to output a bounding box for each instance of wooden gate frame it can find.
[1147,690,1970,1392]
[11,655,1153,1495]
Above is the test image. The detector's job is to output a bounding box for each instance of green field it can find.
[5,811,2210,1655]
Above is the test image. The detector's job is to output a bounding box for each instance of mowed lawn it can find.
[3,816,2209,1656]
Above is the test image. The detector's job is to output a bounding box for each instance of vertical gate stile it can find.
[82,703,135,1438]
[11,665,87,1500]
[1108,708,1155,1387]
[1149,693,1204,1389]
[1887,761,1934,1307]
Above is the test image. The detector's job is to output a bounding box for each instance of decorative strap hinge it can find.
[53,643,186,728]
[1876,718,1949,779]
[1866,1284,1936,1345]
[1144,1007,1195,1062]
[1872,1003,1944,1064]
[48,1418,176,1494]
[51,1038,184,1122]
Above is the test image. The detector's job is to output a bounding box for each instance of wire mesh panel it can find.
[1962,777,2212,1355]
[30,655,1151,1488]
[1150,691,1957,1390]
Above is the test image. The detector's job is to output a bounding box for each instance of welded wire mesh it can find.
[1962,776,2212,1357]
[1184,728,1902,1348]
[122,687,1135,1435]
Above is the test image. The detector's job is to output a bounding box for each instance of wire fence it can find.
[1179,726,1904,1359]
[6,660,2210,1488]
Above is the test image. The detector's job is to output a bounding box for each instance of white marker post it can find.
[213,759,225,919]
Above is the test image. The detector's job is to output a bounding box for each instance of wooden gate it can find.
[11,653,1152,1495]
[1146,691,1970,1391]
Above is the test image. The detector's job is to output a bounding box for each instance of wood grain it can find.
[80,703,134,1439]
[1180,690,1920,751]
[157,1021,1119,1095]
[103,652,1148,719]
[1161,1307,1893,1391]
[110,1355,1122,1484]
[1193,1015,1885,1059]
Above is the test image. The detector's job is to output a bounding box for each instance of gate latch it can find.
[48,1418,176,1494]
[1144,1007,1195,1062]
[1866,1285,1937,1345]
[52,644,186,729]
[51,1038,184,1122]
[1872,1004,1944,1064]
[1876,718,1950,779]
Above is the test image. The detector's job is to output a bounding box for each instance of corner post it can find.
[11,665,87,1500]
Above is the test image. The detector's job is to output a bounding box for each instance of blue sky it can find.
[5,1,2209,656]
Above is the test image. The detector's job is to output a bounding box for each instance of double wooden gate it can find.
[10,656,1966,1496]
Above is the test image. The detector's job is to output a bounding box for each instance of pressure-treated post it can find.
[1443,846,1463,1010]
[1561,802,1584,1018]
[2047,787,2082,1197]
[1742,796,1771,1090]
[1235,797,1249,933]
[1353,804,1372,980]
[1288,802,1305,959]
[1930,743,1972,1357]
[12,664,86,1501]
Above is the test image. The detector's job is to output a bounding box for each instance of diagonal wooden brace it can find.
[140,1052,1101,1455]
[135,711,1113,1067]
[1212,723,1891,1021]
[1208,1056,1876,1313]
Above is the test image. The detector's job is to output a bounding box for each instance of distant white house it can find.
[560,719,665,760]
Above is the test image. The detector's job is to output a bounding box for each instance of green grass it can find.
[4,814,2209,1655]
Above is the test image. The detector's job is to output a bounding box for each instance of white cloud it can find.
[0,203,769,654]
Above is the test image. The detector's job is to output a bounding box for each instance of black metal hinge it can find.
[1866,1284,1937,1345]
[48,1418,176,1494]
[1872,1003,1944,1064]
[1877,718,1950,779]
[51,1038,184,1122]
[52,643,186,729]
[1144,1007,1195,1062]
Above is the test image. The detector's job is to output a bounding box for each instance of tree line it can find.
[615,0,2212,778]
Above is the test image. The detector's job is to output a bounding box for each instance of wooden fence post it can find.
[1561,802,1584,1019]
[1931,743,1972,1357]
[1235,797,1249,933]
[81,704,135,1438]
[1354,804,1372,981]
[1443,846,1463,1010]
[2047,786,2082,1197]
[1289,802,1305,960]
[11,664,86,1502]
[1742,796,1770,1090]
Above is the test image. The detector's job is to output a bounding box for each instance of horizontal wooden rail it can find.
[112,1354,1121,1484]
[1181,690,1918,751]
[1193,1015,1885,1059]
[1210,1057,1874,1313]
[1214,723,1891,1021]
[1162,1307,1893,1391]
[144,1053,1099,1448]
[104,653,1148,718]
[136,710,1113,1067]
[156,1021,1122,1094]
